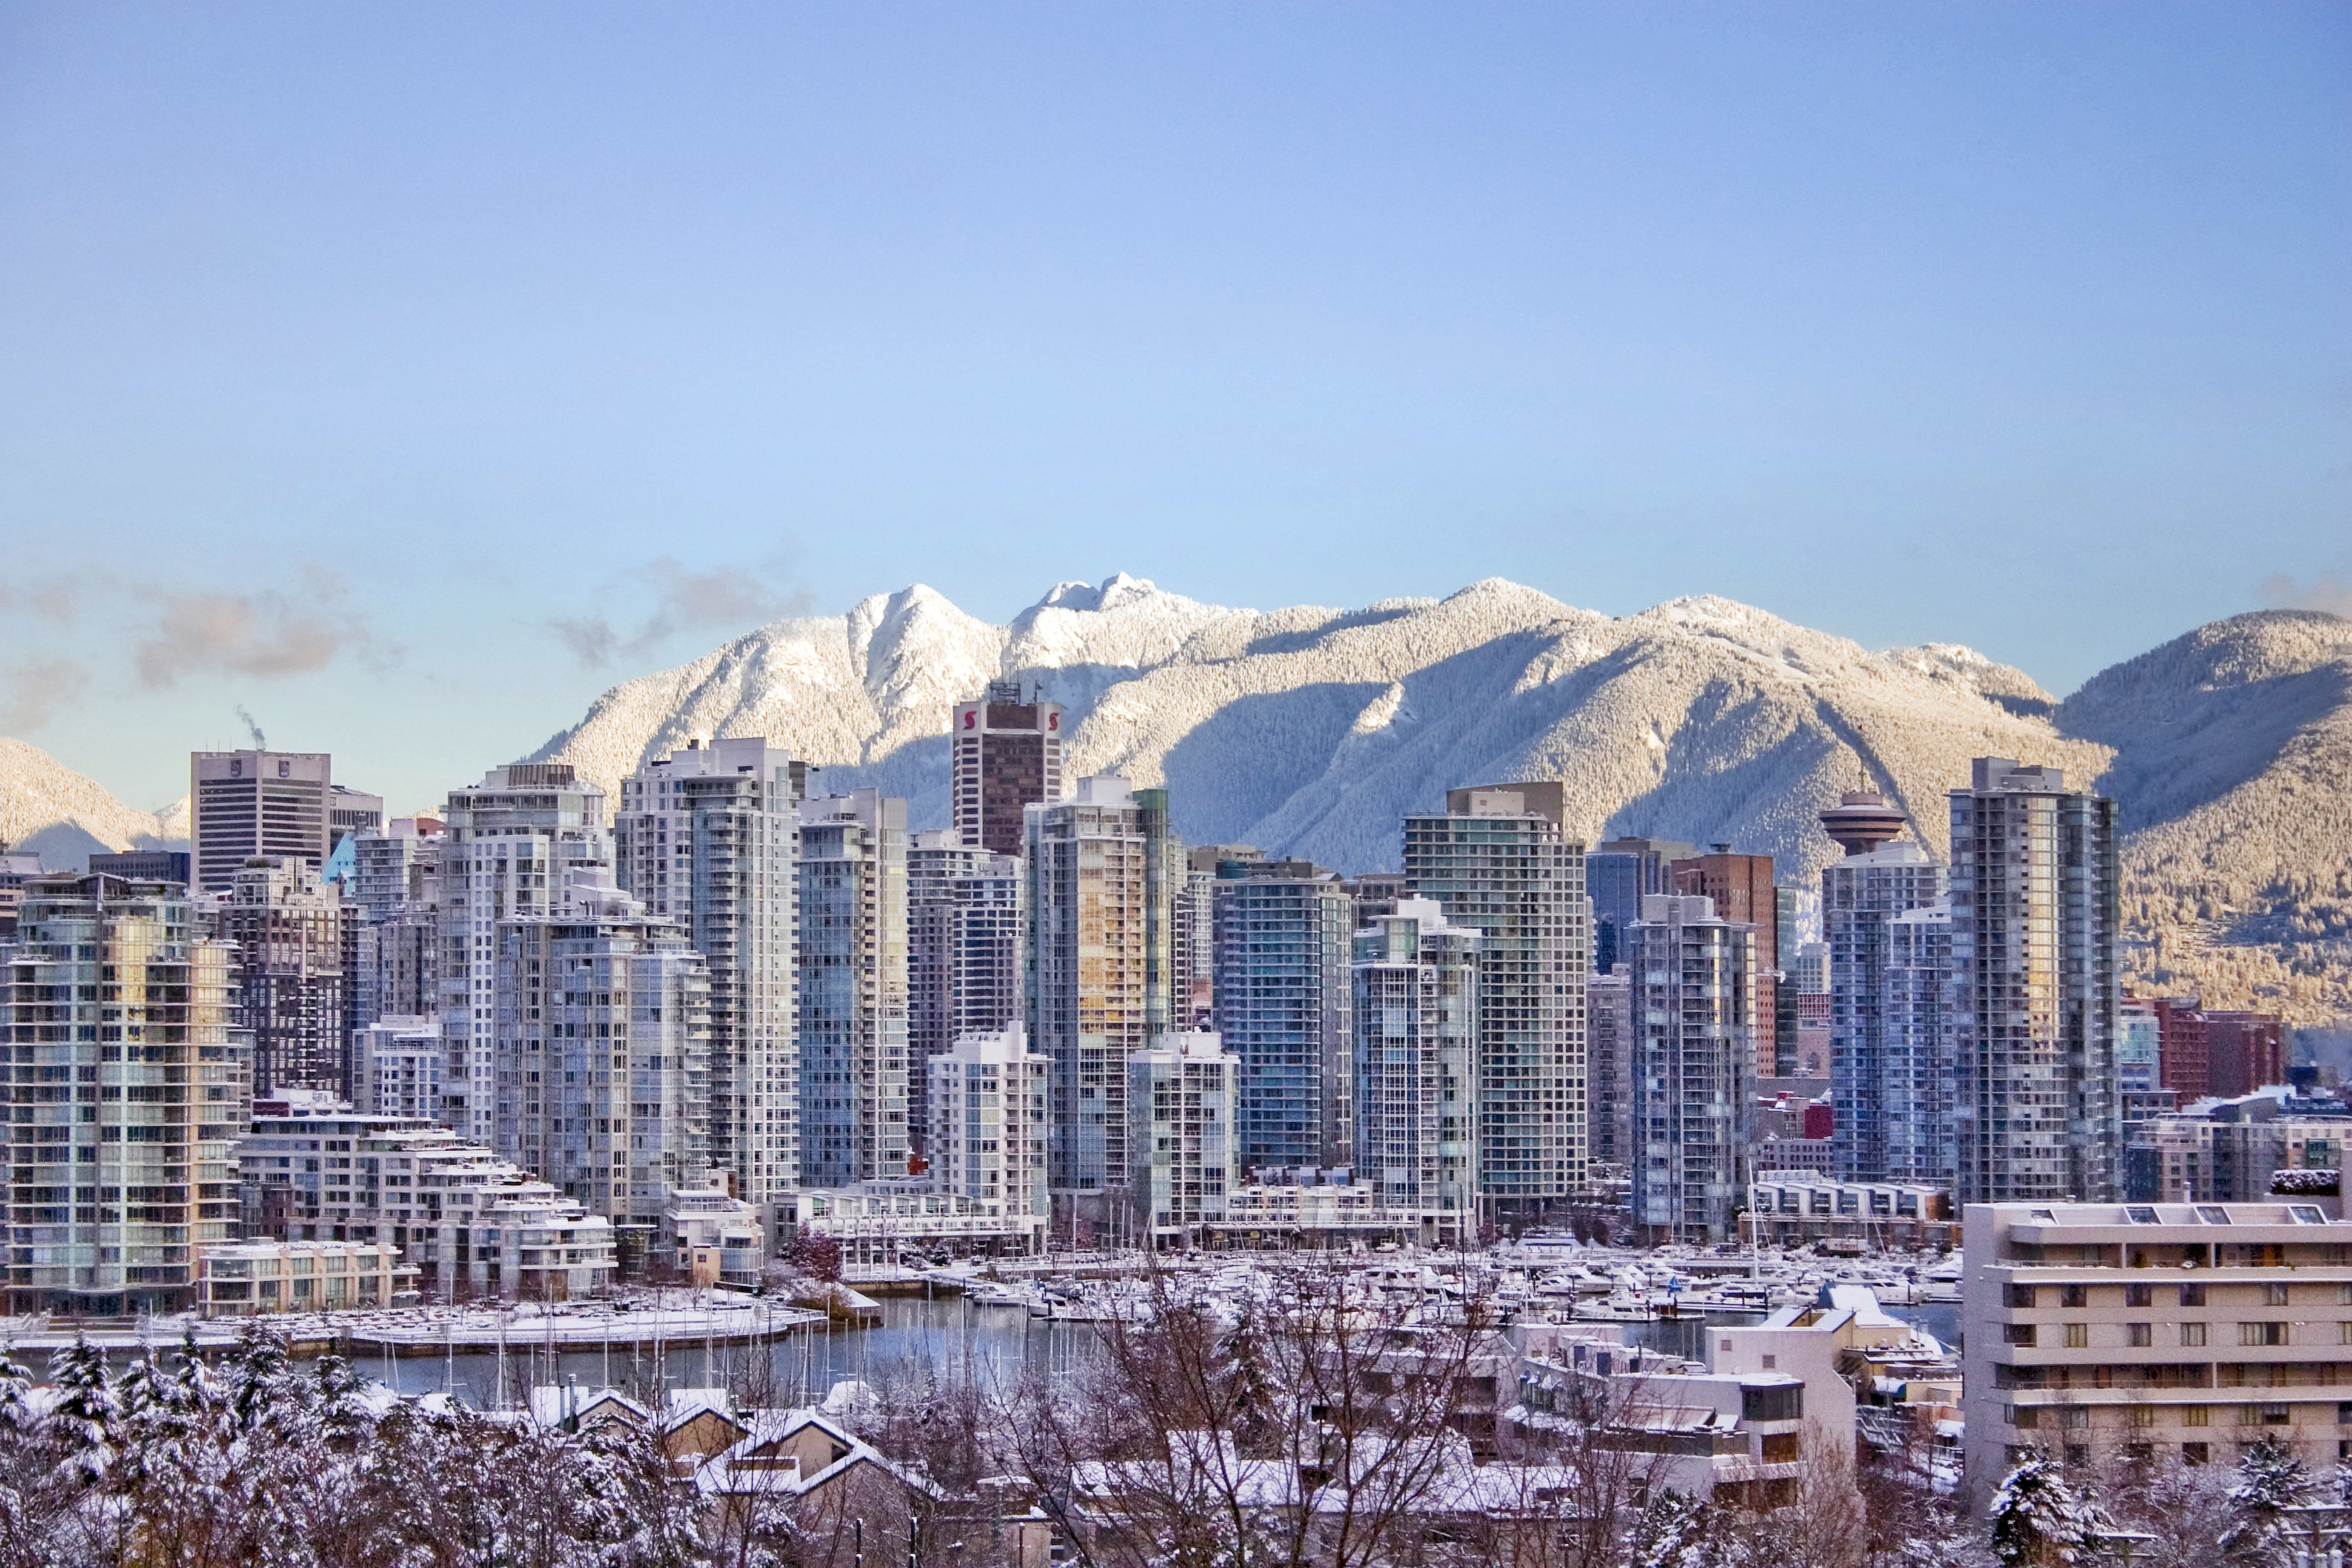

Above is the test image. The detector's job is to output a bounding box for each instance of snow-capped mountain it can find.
[530,576,2350,1022]
[0,738,182,868]
[5,578,2346,1022]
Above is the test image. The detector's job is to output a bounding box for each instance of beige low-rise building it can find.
[197,1238,413,1316]
[1745,1173,1955,1250]
[1963,1199,2352,1511]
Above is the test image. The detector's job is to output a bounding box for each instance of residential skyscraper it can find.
[928,1023,1050,1241]
[1174,844,1256,1029]
[797,789,910,1188]
[351,818,443,1034]
[907,831,1023,1161]
[1821,799,1946,1183]
[1950,757,2121,1204]
[1880,900,1956,1185]
[2,873,248,1315]
[1211,858,1355,1174]
[351,817,444,921]
[1627,893,1755,1243]
[1129,1030,1238,1247]
[1669,848,1779,1077]
[616,738,805,1202]
[952,680,1065,856]
[1584,968,1633,1175]
[211,857,353,1098]
[438,763,613,1146]
[1025,775,1176,1195]
[491,873,712,1243]
[192,750,334,893]
[1351,898,1480,1238]
[1402,781,1586,1214]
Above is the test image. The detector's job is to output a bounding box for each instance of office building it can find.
[438,762,613,1146]
[1351,898,1480,1239]
[238,1093,617,1300]
[798,789,911,1188]
[1821,794,1947,1184]
[1,873,248,1315]
[2118,995,2162,1104]
[211,856,353,1098]
[1026,775,1178,1195]
[1627,893,1756,1243]
[192,750,334,893]
[328,785,385,850]
[908,831,1023,1160]
[1950,758,2121,1204]
[616,738,805,1202]
[1212,858,1355,1173]
[2210,1011,2290,1098]
[2154,995,2212,1102]
[0,843,44,938]
[1586,836,1694,975]
[1403,781,1586,1213]
[492,873,713,1243]
[952,679,1065,856]
[87,849,191,886]
[927,1024,1050,1239]
[1771,884,1809,1076]
[2124,1090,2351,1202]
[1962,1200,2352,1505]
[1129,1030,1238,1246]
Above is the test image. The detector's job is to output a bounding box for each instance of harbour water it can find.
[374,1290,1965,1410]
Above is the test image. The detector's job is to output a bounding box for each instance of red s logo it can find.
[1048,712,1058,731]
[963,709,976,730]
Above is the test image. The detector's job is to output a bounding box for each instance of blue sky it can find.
[1,3,2345,813]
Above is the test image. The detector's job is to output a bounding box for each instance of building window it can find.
[2264,1282,2291,1307]
[2006,1324,2038,1347]
[2006,1283,2038,1309]
[2183,1406,2210,1428]
[2126,1405,2155,1428]
[2059,1407,2089,1431]
[2181,1284,2207,1307]
[2184,1442,2209,1465]
[2127,1323,2152,1348]
[2012,1406,2040,1429]
[2241,1322,2289,1348]
[2181,1323,2208,1348]
[2064,1324,2089,1349]
[2125,1284,2153,1308]
[2060,1284,2088,1308]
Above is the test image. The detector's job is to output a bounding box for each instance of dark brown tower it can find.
[951,679,1065,856]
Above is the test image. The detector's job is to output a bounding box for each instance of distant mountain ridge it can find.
[5,578,2346,1023]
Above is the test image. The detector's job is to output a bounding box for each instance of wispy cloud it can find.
[134,565,390,687]
[0,657,90,733]
[0,579,78,624]
[2259,572,2352,619]
[551,556,814,669]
